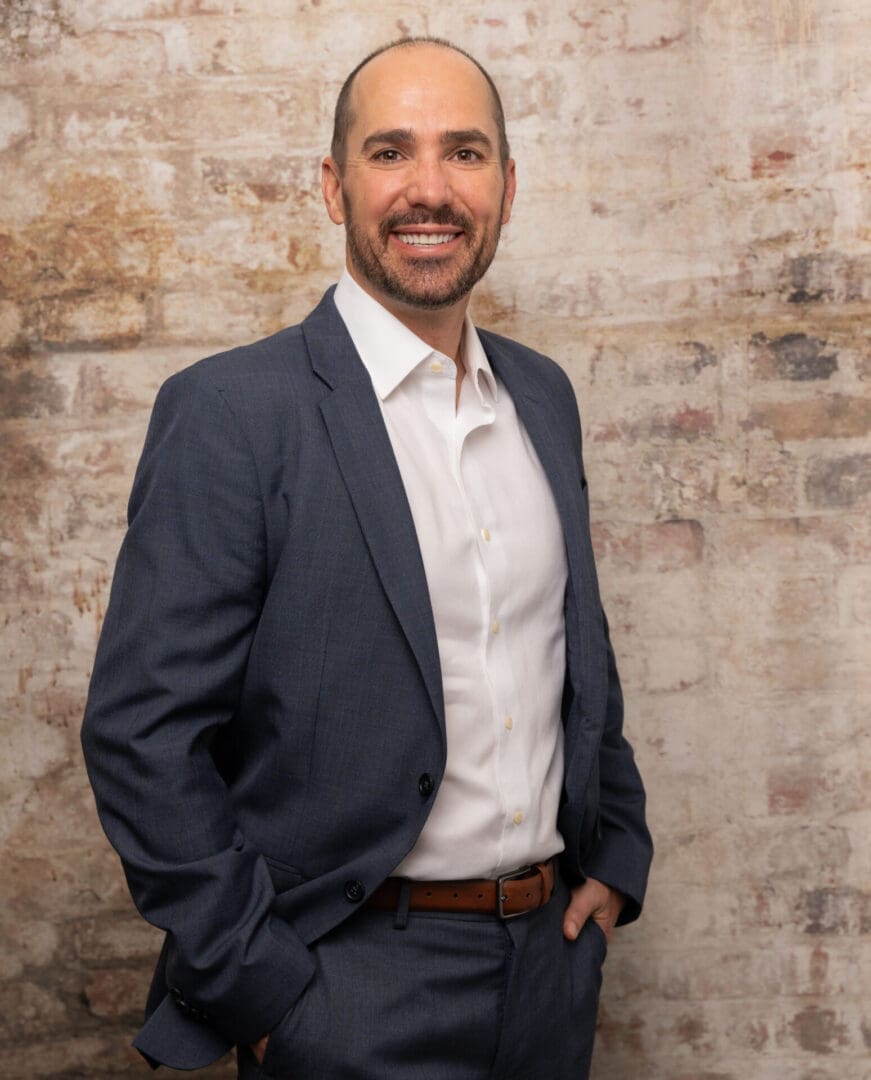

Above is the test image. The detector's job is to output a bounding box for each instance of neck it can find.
[346,267,470,365]
[390,303,468,364]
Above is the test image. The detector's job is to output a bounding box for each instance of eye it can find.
[373,148,404,163]
[453,148,483,163]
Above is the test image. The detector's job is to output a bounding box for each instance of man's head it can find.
[330,37,511,174]
[322,38,516,316]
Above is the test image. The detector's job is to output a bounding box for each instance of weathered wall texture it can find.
[1,1,868,1077]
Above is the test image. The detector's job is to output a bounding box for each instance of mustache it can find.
[379,208,472,240]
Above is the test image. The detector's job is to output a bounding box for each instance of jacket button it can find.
[418,772,434,797]
[344,879,365,903]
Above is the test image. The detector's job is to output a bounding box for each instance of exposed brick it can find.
[0,430,52,534]
[84,966,152,1019]
[591,401,716,444]
[749,395,871,442]
[199,152,320,209]
[751,139,804,182]
[772,573,838,629]
[2,5,870,1079]
[0,361,66,419]
[781,253,871,306]
[806,454,871,510]
[161,287,280,345]
[591,519,705,573]
[715,516,871,567]
[767,761,863,817]
[639,635,708,693]
[736,445,804,514]
[720,637,848,694]
[0,918,60,979]
[0,981,67,1042]
[605,571,707,639]
[788,1006,851,1055]
[0,90,31,151]
[33,292,148,348]
[7,28,168,86]
[0,1034,177,1080]
[587,339,721,390]
[711,568,838,638]
[0,298,24,345]
[0,171,176,301]
[73,914,163,964]
[799,888,871,936]
[56,83,324,150]
[750,333,839,381]
[606,942,865,1004]
[838,567,871,626]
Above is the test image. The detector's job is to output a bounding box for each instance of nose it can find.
[405,156,453,208]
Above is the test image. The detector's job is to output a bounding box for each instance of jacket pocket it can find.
[263,855,307,895]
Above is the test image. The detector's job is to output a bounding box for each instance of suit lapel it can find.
[302,290,445,731]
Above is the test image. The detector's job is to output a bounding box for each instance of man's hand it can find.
[251,1035,269,1064]
[563,877,624,945]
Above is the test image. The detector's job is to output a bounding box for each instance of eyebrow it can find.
[360,128,495,154]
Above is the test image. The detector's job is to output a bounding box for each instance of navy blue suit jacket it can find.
[81,288,652,1070]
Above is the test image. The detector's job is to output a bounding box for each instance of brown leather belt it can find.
[367,859,556,920]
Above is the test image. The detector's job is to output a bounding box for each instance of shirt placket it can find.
[455,377,532,872]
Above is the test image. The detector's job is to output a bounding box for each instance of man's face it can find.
[323,44,516,315]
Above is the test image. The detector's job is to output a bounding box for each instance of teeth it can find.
[397,233,456,246]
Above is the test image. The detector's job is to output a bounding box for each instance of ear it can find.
[322,157,345,225]
[501,158,517,225]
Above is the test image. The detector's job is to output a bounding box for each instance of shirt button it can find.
[430,360,444,373]
[418,772,434,797]
[481,527,491,542]
[492,619,501,635]
[505,716,513,731]
[344,880,366,903]
[513,811,524,826]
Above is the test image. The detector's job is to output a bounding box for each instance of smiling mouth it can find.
[394,232,461,247]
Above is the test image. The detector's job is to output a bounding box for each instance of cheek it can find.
[461,181,508,222]
[358,178,406,217]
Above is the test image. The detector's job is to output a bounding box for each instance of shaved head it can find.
[331,37,511,172]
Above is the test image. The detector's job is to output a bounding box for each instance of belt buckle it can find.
[497,864,534,920]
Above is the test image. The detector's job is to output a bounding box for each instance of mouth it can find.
[394,232,460,247]
[389,224,465,256]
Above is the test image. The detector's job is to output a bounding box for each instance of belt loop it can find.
[393,879,413,931]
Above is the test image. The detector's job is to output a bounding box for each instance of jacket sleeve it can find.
[81,369,315,1055]
[582,605,653,925]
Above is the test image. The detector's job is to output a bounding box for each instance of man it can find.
[82,37,652,1079]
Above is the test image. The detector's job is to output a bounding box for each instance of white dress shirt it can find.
[334,272,568,880]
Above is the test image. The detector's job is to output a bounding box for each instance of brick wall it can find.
[1,3,868,1077]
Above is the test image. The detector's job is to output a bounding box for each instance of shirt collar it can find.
[333,270,498,405]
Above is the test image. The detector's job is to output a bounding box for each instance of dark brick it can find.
[786,255,832,304]
[750,332,839,381]
[799,887,871,935]
[806,454,871,509]
[0,362,66,419]
[788,1006,850,1055]
[685,341,718,374]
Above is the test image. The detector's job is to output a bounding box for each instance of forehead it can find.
[347,45,497,143]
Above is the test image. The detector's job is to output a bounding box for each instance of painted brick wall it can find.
[1,2,868,1077]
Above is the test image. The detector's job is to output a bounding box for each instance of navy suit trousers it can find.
[237,873,605,1080]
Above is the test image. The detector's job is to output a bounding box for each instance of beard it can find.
[342,201,503,310]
